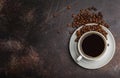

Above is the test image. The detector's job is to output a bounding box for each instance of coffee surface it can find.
[82,34,105,57]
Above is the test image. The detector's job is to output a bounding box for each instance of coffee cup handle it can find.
[77,55,82,62]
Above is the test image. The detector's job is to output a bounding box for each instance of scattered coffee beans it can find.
[71,7,109,28]
[68,6,109,42]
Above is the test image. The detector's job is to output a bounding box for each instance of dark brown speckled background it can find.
[0,0,120,78]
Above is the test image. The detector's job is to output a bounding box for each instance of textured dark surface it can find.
[0,0,120,78]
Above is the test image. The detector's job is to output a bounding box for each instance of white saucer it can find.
[69,23,116,69]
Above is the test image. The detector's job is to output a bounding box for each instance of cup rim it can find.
[77,31,107,61]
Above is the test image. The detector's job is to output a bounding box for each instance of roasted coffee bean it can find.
[67,23,71,27]
[67,5,71,10]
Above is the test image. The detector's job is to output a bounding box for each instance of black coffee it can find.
[81,34,105,57]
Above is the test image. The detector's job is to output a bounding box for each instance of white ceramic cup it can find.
[77,31,107,62]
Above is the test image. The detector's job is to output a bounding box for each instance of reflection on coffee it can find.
[81,34,105,57]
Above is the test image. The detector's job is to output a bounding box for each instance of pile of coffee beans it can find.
[71,7,109,28]
[75,25,108,42]
[69,6,109,42]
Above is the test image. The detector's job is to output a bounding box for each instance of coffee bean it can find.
[67,23,71,27]
[67,5,71,10]
[72,14,76,18]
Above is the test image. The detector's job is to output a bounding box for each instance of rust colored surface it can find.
[0,0,119,78]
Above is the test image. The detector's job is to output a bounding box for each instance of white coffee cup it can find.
[77,31,107,62]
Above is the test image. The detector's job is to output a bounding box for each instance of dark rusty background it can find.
[0,0,120,78]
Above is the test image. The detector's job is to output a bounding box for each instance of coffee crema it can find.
[81,34,105,57]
